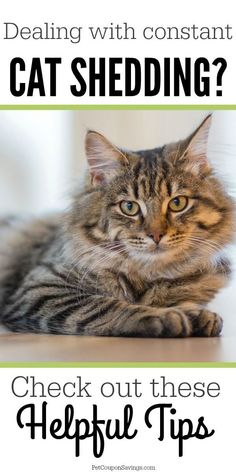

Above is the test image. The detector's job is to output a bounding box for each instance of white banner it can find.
[0,0,235,104]
[0,367,234,471]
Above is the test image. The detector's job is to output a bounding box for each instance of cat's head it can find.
[70,115,235,274]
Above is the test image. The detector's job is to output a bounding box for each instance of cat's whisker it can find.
[185,241,218,258]
[62,246,120,297]
[188,234,221,245]
[63,241,124,288]
[77,250,125,291]
[187,236,222,252]
[77,247,127,292]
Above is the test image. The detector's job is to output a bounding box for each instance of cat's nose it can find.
[148,232,163,244]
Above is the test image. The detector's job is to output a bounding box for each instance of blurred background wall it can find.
[1,110,236,215]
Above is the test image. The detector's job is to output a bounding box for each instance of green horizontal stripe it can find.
[0,105,236,110]
[0,362,236,368]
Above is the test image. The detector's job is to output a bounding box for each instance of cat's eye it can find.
[168,196,188,212]
[120,200,140,216]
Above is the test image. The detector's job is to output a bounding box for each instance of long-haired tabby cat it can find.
[0,115,234,337]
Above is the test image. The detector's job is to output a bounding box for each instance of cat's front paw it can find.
[188,309,223,337]
[134,308,223,338]
[136,309,192,338]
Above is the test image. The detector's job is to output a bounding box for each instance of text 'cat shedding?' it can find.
[9,57,227,98]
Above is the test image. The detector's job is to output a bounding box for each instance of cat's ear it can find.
[181,114,212,175]
[85,131,129,185]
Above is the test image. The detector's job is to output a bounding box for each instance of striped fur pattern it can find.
[0,115,235,337]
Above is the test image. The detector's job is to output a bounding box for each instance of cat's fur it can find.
[0,115,234,337]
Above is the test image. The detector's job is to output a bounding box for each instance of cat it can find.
[0,114,234,337]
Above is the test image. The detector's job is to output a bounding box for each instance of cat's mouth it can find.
[127,242,167,256]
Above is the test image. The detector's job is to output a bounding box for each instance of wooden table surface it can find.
[0,328,236,362]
